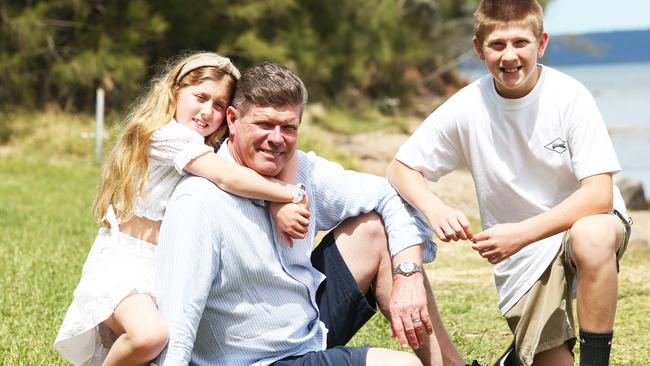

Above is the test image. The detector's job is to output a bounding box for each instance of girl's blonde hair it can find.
[93,52,240,227]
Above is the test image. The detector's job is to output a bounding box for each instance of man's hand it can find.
[269,201,310,247]
[472,223,528,264]
[426,205,474,242]
[389,273,433,350]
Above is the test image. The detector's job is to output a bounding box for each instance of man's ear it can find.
[473,36,486,61]
[226,106,238,132]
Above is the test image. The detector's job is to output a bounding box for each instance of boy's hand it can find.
[471,223,527,264]
[427,205,474,242]
[269,201,310,248]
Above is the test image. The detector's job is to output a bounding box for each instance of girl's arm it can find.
[186,151,310,246]
[184,152,299,202]
[269,153,311,246]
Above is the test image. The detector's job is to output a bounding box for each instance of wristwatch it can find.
[392,261,423,277]
[292,183,307,204]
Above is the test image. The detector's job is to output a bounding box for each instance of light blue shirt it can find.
[153,143,436,366]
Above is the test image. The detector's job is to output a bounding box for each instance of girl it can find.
[54,52,309,365]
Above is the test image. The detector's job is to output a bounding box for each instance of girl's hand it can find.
[269,201,310,248]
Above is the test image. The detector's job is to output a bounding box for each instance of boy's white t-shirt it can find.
[396,65,627,314]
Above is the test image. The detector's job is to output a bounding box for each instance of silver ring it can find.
[413,319,422,323]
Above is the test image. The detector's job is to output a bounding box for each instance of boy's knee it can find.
[569,215,620,267]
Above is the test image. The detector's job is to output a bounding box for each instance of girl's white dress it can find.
[54,121,213,365]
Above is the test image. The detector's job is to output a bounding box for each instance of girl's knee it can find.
[128,322,168,359]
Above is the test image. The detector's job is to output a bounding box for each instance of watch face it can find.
[400,262,416,272]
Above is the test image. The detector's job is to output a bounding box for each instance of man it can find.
[154,62,470,366]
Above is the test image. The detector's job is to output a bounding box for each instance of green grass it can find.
[0,155,99,365]
[1,112,649,365]
[309,106,411,135]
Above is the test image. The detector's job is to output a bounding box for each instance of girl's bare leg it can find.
[103,293,168,366]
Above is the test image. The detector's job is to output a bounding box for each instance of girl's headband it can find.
[175,54,241,83]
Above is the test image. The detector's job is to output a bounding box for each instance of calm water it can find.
[461,62,650,198]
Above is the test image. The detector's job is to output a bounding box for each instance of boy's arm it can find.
[185,152,299,203]
[386,158,473,241]
[472,173,613,264]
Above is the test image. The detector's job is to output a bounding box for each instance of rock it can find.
[378,97,401,116]
[615,176,649,210]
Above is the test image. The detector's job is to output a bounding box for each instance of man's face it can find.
[474,25,548,99]
[226,104,300,176]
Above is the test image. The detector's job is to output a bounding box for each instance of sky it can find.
[544,0,650,35]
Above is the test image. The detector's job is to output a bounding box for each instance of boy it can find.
[386,1,632,365]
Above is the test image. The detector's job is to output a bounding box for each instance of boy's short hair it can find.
[232,61,308,118]
[474,0,544,44]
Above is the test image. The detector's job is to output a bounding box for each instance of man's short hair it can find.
[232,62,308,117]
[474,0,544,44]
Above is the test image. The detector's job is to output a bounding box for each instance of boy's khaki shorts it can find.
[502,211,631,366]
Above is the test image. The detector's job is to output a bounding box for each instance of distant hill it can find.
[542,29,650,65]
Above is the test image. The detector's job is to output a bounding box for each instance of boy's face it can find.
[473,25,549,99]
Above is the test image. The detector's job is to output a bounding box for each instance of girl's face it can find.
[174,78,233,137]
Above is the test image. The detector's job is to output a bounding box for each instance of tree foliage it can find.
[0,0,548,112]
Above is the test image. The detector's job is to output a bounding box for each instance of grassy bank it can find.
[1,112,648,365]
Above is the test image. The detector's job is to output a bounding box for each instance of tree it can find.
[1,0,166,110]
[0,0,550,113]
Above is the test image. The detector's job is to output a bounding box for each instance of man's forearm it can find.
[377,187,435,258]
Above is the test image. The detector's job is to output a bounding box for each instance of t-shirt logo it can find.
[544,137,567,154]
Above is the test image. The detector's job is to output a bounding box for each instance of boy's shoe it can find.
[494,342,521,366]
[466,361,482,366]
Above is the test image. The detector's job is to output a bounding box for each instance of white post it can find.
[95,87,105,161]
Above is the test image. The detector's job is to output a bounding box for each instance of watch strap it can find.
[392,262,423,277]
[292,183,306,204]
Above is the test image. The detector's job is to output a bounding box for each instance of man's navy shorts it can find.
[271,230,377,366]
